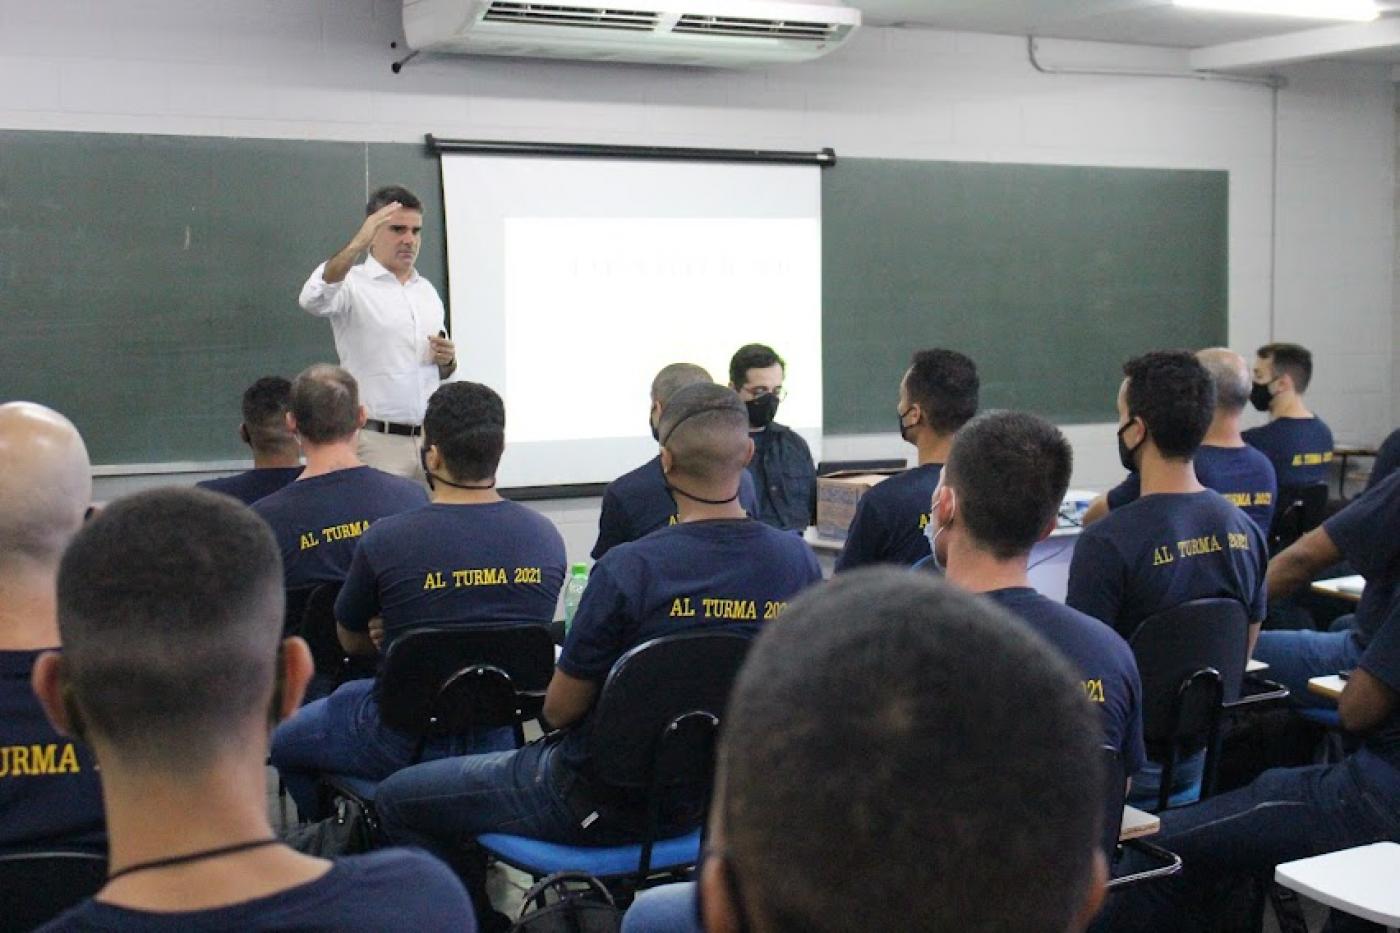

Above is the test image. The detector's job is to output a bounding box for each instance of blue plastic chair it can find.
[478,630,753,888]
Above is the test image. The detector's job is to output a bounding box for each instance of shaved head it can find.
[657,383,751,484]
[1196,348,1251,413]
[650,363,712,408]
[0,403,91,569]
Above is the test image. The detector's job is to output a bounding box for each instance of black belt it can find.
[364,419,422,437]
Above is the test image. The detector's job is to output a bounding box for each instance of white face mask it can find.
[924,516,943,572]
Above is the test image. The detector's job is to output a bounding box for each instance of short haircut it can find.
[945,411,1073,560]
[290,364,359,444]
[1123,350,1215,460]
[720,569,1102,933]
[905,348,980,436]
[650,363,712,407]
[1257,342,1313,394]
[728,344,785,389]
[56,488,284,769]
[1195,348,1250,413]
[423,382,506,482]
[241,376,295,451]
[366,184,423,215]
[657,383,750,483]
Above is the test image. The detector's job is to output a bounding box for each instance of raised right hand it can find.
[352,201,402,252]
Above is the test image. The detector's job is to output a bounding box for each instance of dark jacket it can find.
[747,422,816,533]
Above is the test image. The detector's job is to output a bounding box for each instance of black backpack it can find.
[510,872,624,933]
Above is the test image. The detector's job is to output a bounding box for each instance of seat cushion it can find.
[478,828,701,878]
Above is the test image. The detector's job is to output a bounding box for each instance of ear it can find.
[1071,849,1109,932]
[1037,514,1058,543]
[275,637,314,720]
[742,436,755,469]
[355,405,368,430]
[423,443,442,474]
[285,411,298,435]
[931,483,953,526]
[660,446,674,475]
[700,854,742,933]
[239,423,251,446]
[31,652,74,737]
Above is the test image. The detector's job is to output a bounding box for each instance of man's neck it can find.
[1138,448,1204,497]
[251,448,301,470]
[672,474,748,523]
[1271,394,1312,420]
[0,564,61,650]
[97,742,328,911]
[431,479,502,506]
[944,536,1031,594]
[296,440,362,478]
[1201,412,1245,448]
[914,431,952,467]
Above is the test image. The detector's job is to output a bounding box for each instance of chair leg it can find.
[1270,883,1311,933]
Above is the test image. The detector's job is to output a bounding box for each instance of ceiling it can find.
[849,0,1400,66]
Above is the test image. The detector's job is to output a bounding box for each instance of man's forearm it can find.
[322,238,366,285]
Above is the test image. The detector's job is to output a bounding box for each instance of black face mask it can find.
[649,414,660,443]
[745,394,780,430]
[1249,381,1274,413]
[1116,421,1143,473]
[897,406,917,443]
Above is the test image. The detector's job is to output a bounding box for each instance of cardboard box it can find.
[816,470,905,540]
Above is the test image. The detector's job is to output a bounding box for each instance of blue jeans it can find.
[1094,749,1400,932]
[623,882,701,933]
[375,740,610,862]
[270,678,514,819]
[1126,750,1205,811]
[1253,627,1366,710]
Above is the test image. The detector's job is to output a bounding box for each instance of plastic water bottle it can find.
[562,563,589,634]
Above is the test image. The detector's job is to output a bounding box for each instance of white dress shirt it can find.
[298,255,448,424]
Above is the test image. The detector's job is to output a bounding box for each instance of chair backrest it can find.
[586,630,753,791]
[1128,598,1248,748]
[283,584,319,635]
[1100,746,1125,865]
[293,581,345,674]
[376,623,556,738]
[0,849,107,931]
[1270,482,1330,553]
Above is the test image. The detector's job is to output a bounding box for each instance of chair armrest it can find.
[1107,839,1183,891]
[1223,675,1290,711]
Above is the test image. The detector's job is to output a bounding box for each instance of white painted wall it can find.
[6,1,1391,561]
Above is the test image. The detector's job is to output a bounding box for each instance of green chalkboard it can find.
[0,131,445,465]
[822,159,1228,431]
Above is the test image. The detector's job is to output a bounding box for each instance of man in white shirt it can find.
[299,185,457,481]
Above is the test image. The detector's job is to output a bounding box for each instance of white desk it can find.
[1246,658,1269,674]
[1120,805,1160,842]
[1312,575,1366,604]
[1275,842,1400,929]
[1308,674,1346,701]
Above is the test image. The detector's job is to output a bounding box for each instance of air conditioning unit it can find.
[402,0,862,67]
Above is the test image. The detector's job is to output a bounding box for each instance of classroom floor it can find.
[265,767,1333,930]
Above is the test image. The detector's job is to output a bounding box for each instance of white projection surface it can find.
[440,155,822,489]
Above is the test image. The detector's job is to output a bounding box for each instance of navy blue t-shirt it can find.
[985,589,1146,776]
[336,501,567,645]
[196,467,303,507]
[1105,445,1277,533]
[38,848,474,931]
[1367,428,1400,492]
[252,467,428,590]
[1243,416,1335,488]
[1357,598,1400,769]
[0,650,105,852]
[558,519,822,771]
[1324,471,1400,645]
[835,464,941,572]
[591,457,759,560]
[1067,490,1268,641]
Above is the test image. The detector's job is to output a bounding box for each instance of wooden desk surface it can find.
[1276,842,1400,926]
[1333,445,1379,458]
[1308,675,1346,701]
[1120,805,1160,841]
[1311,575,1365,604]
